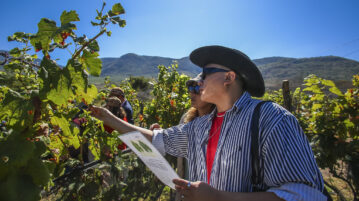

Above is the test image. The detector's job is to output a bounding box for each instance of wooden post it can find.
[282,80,292,112]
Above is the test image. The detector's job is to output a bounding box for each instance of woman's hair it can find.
[183,107,199,123]
[183,104,215,123]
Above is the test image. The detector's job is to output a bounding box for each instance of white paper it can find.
[118,131,180,189]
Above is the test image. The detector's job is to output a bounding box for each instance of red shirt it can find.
[206,111,225,183]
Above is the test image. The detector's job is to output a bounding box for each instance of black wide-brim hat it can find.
[189,45,265,97]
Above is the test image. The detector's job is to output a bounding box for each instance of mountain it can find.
[101,53,201,78]
[2,48,358,90]
[253,56,359,89]
[100,54,359,90]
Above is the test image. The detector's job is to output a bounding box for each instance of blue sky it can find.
[1,0,359,65]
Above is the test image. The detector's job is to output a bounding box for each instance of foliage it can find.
[128,76,152,91]
[261,89,284,105]
[1,1,358,201]
[143,63,190,128]
[93,63,191,200]
[299,75,359,200]
[263,74,359,200]
[0,2,128,201]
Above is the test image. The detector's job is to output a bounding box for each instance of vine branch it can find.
[72,29,106,60]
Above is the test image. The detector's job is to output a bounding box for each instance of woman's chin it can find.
[200,95,209,103]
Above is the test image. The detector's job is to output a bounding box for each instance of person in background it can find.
[181,73,215,124]
[104,97,127,122]
[109,87,134,124]
[177,73,215,201]
[149,73,215,130]
[103,96,127,150]
[149,73,215,201]
[90,45,327,201]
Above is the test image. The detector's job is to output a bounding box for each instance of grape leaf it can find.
[30,18,58,51]
[80,50,102,77]
[60,10,80,26]
[112,3,125,15]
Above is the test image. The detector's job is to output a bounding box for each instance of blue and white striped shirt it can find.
[153,92,326,201]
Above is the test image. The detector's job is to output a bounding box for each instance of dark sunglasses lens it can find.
[188,86,200,94]
[194,85,200,93]
[187,86,193,93]
[202,68,229,80]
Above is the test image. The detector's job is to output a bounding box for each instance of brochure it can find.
[118,131,180,189]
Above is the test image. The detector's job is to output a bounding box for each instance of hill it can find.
[101,53,201,78]
[253,56,359,89]
[1,49,358,90]
[100,54,359,90]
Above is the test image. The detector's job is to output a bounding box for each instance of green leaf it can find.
[34,141,47,157]
[68,134,80,149]
[118,19,126,27]
[344,119,355,128]
[30,18,58,51]
[0,172,41,201]
[107,10,116,17]
[111,3,125,15]
[110,17,126,27]
[37,18,57,37]
[321,79,335,87]
[312,103,322,110]
[65,59,88,98]
[25,157,50,185]
[7,32,31,43]
[303,84,322,94]
[77,84,98,104]
[91,21,101,26]
[9,48,21,57]
[50,114,72,137]
[80,50,102,76]
[88,40,100,52]
[329,86,344,96]
[0,88,34,131]
[334,104,342,113]
[39,58,73,105]
[0,138,35,179]
[89,143,100,160]
[60,10,80,26]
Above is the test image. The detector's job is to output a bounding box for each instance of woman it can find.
[181,73,215,124]
[148,73,215,201]
[150,73,214,127]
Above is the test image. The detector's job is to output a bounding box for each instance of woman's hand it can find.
[89,105,114,122]
[149,123,161,130]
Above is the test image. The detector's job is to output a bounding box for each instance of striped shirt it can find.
[152,92,326,201]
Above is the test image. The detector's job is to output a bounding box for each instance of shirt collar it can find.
[207,91,252,120]
[223,91,252,114]
[232,91,251,112]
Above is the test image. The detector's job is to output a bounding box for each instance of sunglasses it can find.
[188,85,200,94]
[202,67,229,80]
